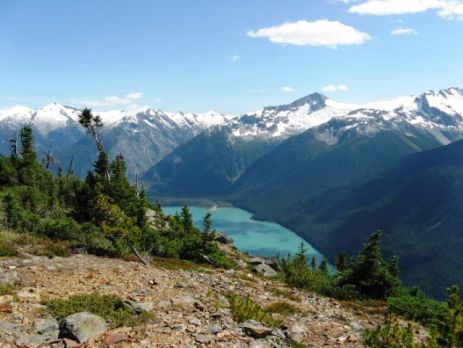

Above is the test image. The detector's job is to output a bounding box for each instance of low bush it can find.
[363,314,419,348]
[388,287,445,328]
[44,294,152,328]
[226,293,280,327]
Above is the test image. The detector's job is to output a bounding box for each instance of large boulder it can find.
[254,263,278,278]
[59,312,107,343]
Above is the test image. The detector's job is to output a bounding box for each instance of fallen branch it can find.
[130,244,149,266]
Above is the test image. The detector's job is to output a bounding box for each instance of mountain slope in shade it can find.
[308,140,463,298]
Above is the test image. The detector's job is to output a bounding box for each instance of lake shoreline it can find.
[162,205,326,262]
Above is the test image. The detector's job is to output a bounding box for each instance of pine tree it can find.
[78,108,104,152]
[203,212,213,234]
[437,285,463,348]
[310,256,317,270]
[339,230,400,299]
[20,125,36,166]
[336,251,350,272]
[181,206,194,233]
[319,258,328,274]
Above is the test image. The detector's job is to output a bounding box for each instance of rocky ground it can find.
[0,246,421,348]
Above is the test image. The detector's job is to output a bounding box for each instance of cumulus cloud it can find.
[349,0,463,20]
[247,20,371,48]
[323,84,349,92]
[82,92,144,107]
[282,86,294,93]
[390,27,419,35]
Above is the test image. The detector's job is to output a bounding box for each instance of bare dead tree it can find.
[8,132,19,158]
[43,145,58,169]
[66,154,75,178]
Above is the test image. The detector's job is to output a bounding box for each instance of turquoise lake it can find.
[163,206,325,262]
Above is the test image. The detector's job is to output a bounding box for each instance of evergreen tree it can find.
[310,256,317,270]
[181,206,194,233]
[203,212,213,234]
[336,251,350,272]
[78,108,104,152]
[319,258,328,274]
[339,231,400,299]
[20,125,36,166]
[437,286,463,347]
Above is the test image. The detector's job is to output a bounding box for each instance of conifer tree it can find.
[336,251,350,272]
[319,258,328,274]
[181,206,194,233]
[339,230,400,299]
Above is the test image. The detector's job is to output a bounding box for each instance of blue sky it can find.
[1,0,463,114]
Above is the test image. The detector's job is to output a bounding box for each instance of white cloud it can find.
[126,92,143,100]
[82,92,144,107]
[390,27,419,35]
[247,20,371,48]
[232,54,240,62]
[349,0,463,20]
[282,86,294,93]
[323,84,349,92]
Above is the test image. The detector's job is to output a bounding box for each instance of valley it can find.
[2,87,463,298]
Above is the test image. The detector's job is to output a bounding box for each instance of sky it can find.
[1,0,463,114]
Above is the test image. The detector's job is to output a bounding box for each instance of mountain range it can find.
[2,87,463,297]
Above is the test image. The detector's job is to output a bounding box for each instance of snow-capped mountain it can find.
[145,87,463,198]
[2,87,463,179]
[0,103,233,176]
[220,87,463,143]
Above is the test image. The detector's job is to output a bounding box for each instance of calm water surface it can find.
[163,206,325,262]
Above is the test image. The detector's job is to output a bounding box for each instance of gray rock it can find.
[189,318,202,326]
[0,271,19,285]
[16,331,59,348]
[286,323,306,342]
[156,299,172,310]
[213,231,234,244]
[248,257,268,265]
[241,320,272,338]
[236,260,248,269]
[31,318,59,334]
[254,263,278,278]
[59,312,107,343]
[172,295,203,311]
[195,334,211,344]
[0,322,23,336]
[207,324,222,334]
[126,300,155,313]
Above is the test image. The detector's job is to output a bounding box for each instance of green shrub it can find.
[44,294,152,328]
[388,287,445,328]
[364,314,419,348]
[226,293,279,327]
[32,240,71,258]
[278,243,327,292]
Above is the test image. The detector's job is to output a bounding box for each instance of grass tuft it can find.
[264,301,301,315]
[44,294,152,328]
